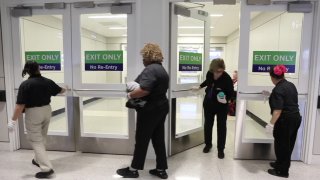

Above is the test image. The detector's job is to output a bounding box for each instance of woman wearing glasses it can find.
[193,59,233,159]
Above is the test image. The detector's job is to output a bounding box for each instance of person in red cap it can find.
[263,65,301,178]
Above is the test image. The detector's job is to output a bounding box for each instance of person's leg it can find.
[131,110,156,170]
[216,106,228,151]
[151,105,169,170]
[25,107,53,172]
[282,114,302,173]
[203,100,215,147]
[274,118,290,175]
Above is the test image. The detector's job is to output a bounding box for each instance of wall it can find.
[0,21,9,142]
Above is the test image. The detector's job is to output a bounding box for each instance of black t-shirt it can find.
[200,71,234,104]
[269,79,299,114]
[16,75,62,108]
[135,63,169,101]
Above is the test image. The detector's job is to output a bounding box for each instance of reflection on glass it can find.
[48,97,68,135]
[20,15,64,83]
[80,13,128,84]
[243,100,273,141]
[248,12,303,87]
[176,96,203,135]
[81,97,128,136]
[177,16,204,84]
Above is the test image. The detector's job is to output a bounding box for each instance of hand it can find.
[262,90,271,97]
[265,123,274,134]
[191,86,201,92]
[8,120,17,131]
[217,92,227,104]
[126,82,140,92]
[127,93,132,100]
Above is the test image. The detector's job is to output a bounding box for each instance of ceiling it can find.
[63,2,258,38]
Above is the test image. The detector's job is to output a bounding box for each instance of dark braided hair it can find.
[22,61,40,77]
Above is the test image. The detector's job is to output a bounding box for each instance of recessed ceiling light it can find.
[122,34,127,37]
[210,14,223,17]
[109,27,127,30]
[88,15,127,19]
[210,27,214,29]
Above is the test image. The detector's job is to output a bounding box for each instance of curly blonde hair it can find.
[140,43,164,64]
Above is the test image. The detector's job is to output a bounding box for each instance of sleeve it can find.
[225,75,234,101]
[138,67,157,92]
[49,80,62,96]
[200,71,210,88]
[16,84,27,105]
[270,88,284,110]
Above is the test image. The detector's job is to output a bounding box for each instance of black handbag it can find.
[125,99,147,109]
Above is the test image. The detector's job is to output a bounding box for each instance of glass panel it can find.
[177,16,204,84]
[81,97,128,136]
[20,15,64,83]
[48,97,68,135]
[23,96,68,136]
[80,13,128,84]
[243,100,273,141]
[248,12,304,87]
[176,95,203,136]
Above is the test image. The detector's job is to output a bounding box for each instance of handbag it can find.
[126,98,147,109]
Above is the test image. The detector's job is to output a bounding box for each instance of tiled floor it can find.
[1,146,320,180]
[1,118,320,180]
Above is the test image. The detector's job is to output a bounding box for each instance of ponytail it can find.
[22,61,40,77]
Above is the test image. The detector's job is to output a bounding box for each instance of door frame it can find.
[169,3,210,155]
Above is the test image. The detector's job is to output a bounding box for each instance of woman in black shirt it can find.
[8,61,65,179]
[116,43,169,179]
[264,65,301,178]
[194,59,233,159]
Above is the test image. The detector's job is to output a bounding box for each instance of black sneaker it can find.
[149,169,168,179]
[203,145,212,153]
[218,151,225,159]
[32,159,40,167]
[116,167,139,178]
[267,169,289,178]
[35,169,54,179]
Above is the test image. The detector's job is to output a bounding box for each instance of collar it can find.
[28,74,42,79]
[275,79,286,86]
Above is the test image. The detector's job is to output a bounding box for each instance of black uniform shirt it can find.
[200,71,234,104]
[16,75,62,108]
[135,63,169,101]
[269,79,299,114]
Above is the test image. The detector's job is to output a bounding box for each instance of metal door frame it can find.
[10,4,76,151]
[169,3,210,155]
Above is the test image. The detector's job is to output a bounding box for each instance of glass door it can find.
[71,3,136,154]
[169,3,210,155]
[235,1,314,160]
[11,4,75,151]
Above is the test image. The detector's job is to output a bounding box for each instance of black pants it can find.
[131,100,169,170]
[203,98,228,151]
[273,112,301,174]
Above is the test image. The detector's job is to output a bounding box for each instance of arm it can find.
[59,87,66,94]
[128,88,150,99]
[199,71,210,88]
[270,110,282,125]
[12,104,25,121]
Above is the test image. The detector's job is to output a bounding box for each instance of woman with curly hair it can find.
[116,43,169,179]
[263,65,301,178]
